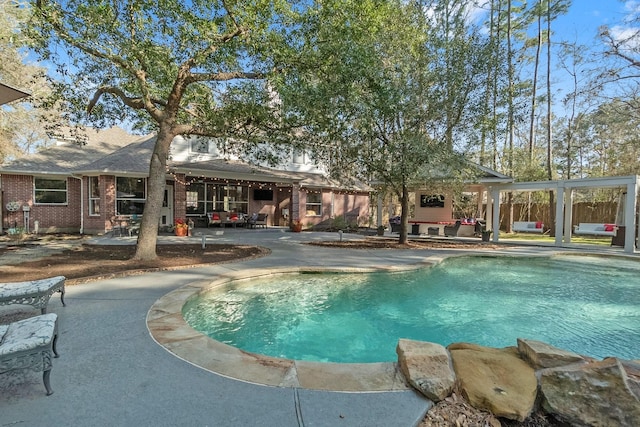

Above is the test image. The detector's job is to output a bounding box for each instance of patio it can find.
[0,228,637,426]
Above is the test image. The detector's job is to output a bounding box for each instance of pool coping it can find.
[146,257,455,392]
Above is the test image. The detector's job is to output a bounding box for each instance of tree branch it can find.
[87,86,166,122]
[188,71,264,83]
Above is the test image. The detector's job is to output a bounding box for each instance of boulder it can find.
[396,339,455,402]
[621,359,640,398]
[517,338,586,369]
[448,342,537,422]
[540,357,640,426]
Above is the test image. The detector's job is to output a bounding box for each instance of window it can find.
[34,177,67,204]
[305,192,322,216]
[213,184,248,214]
[88,176,100,215]
[185,182,249,216]
[186,183,205,215]
[292,149,305,164]
[190,139,209,153]
[116,177,146,215]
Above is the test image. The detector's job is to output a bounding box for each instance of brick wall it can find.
[1,174,81,233]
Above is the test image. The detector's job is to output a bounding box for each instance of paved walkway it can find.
[0,228,636,426]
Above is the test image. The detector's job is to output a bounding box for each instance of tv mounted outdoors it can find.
[253,188,274,201]
[420,194,445,208]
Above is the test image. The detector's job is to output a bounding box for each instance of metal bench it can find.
[0,313,59,395]
[0,276,66,314]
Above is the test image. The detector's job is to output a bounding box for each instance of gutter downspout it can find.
[71,176,83,234]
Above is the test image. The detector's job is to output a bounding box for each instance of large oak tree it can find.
[26,0,303,260]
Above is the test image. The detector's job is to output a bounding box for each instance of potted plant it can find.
[481,229,492,242]
[174,218,189,236]
[377,225,385,236]
[290,219,303,232]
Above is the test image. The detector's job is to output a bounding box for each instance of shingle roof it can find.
[74,135,156,176]
[170,159,370,191]
[0,127,370,191]
[170,159,296,183]
[0,127,148,175]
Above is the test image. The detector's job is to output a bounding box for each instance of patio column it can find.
[376,191,383,227]
[624,181,638,253]
[563,188,573,244]
[490,188,500,242]
[555,186,565,246]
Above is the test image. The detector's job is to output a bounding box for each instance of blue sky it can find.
[555,0,629,46]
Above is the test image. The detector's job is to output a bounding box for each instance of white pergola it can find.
[487,175,639,254]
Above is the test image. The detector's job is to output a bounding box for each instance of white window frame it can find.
[115,177,147,216]
[305,192,322,216]
[34,177,67,205]
[88,176,100,216]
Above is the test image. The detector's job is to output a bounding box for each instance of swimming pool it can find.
[182,255,640,363]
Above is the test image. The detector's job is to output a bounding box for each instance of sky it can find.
[555,0,630,46]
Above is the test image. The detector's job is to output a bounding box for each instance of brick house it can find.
[0,127,370,235]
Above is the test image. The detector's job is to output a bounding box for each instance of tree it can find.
[26,0,301,260]
[278,0,486,244]
[0,0,61,161]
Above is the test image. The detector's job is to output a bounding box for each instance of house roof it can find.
[0,82,29,105]
[170,159,295,183]
[170,159,370,192]
[74,135,157,176]
[0,126,371,192]
[468,162,512,183]
[0,127,148,176]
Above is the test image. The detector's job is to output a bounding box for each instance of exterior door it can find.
[160,185,174,227]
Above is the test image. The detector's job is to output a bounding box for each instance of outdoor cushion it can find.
[535,221,543,228]
[604,224,615,231]
[0,313,57,356]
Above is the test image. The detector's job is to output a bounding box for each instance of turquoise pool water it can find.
[182,255,640,363]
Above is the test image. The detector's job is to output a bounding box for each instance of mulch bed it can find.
[0,244,269,284]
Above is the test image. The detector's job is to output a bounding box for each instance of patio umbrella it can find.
[0,82,29,105]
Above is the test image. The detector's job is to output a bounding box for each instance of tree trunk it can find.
[546,1,555,237]
[528,1,542,163]
[134,125,175,261]
[399,184,409,245]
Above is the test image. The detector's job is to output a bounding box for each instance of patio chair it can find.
[110,216,127,237]
[207,212,222,227]
[444,220,461,237]
[247,213,268,229]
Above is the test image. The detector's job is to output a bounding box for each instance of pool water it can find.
[182,255,640,363]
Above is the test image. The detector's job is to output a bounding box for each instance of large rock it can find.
[540,357,640,426]
[396,339,455,402]
[448,342,537,422]
[517,338,586,369]
[622,359,640,398]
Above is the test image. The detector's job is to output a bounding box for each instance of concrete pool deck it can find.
[1,228,637,426]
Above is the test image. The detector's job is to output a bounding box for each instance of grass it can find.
[498,232,614,246]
